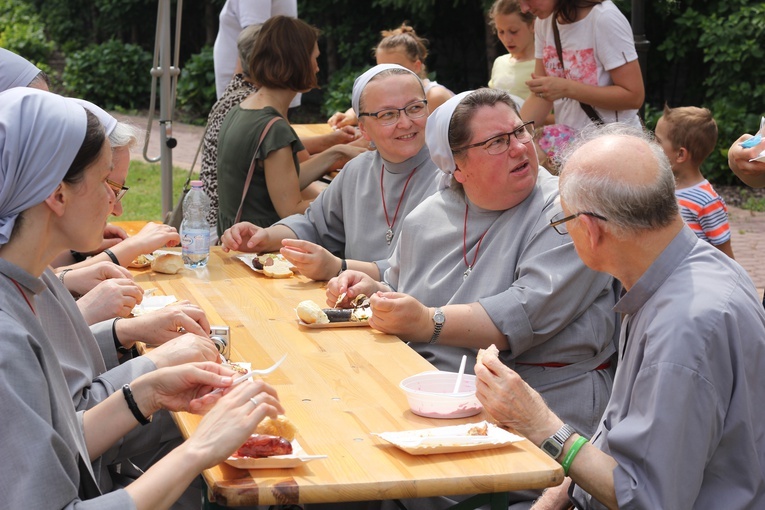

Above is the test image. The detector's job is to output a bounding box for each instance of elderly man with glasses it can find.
[476,123,765,509]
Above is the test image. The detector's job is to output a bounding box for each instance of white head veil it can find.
[0,88,87,245]
[351,64,421,116]
[0,48,42,92]
[425,90,473,176]
[69,98,117,137]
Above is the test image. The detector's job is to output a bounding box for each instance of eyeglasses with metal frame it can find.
[452,120,535,156]
[358,99,429,126]
[106,179,129,203]
[549,211,608,235]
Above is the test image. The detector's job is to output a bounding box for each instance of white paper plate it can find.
[372,421,523,455]
[225,439,327,469]
[236,254,295,276]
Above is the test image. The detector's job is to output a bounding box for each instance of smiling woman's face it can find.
[358,73,428,164]
[453,103,539,211]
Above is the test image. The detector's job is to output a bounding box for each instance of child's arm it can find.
[714,239,735,259]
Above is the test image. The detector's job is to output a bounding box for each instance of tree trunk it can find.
[205,2,218,46]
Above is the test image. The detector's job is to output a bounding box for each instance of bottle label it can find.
[181,228,210,255]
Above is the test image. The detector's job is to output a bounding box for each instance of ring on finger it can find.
[250,397,260,407]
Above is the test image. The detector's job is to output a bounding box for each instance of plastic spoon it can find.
[452,355,467,393]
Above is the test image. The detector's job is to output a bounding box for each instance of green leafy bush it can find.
[657,0,765,185]
[62,39,152,110]
[0,0,54,65]
[176,46,216,121]
[321,65,368,119]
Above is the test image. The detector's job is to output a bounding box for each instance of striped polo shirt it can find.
[675,180,731,246]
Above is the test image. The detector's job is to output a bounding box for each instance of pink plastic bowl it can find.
[399,371,483,419]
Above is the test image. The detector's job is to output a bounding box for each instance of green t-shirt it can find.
[216,105,304,235]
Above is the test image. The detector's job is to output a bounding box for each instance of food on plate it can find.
[252,253,280,270]
[467,422,489,436]
[233,434,293,458]
[296,300,330,324]
[128,254,151,268]
[256,415,297,442]
[324,307,372,323]
[223,361,249,376]
[247,253,295,278]
[263,262,293,278]
[477,344,500,365]
[151,252,184,274]
[323,294,371,322]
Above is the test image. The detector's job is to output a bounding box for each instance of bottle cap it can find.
[190,180,203,187]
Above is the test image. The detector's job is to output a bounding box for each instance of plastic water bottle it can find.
[181,181,211,269]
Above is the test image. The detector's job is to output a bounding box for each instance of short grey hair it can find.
[237,24,263,79]
[558,123,678,238]
[109,121,138,149]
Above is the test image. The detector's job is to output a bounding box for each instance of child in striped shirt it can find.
[654,105,735,258]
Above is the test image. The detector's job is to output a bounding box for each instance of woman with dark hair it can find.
[328,88,617,508]
[0,87,282,509]
[519,0,644,131]
[216,15,353,234]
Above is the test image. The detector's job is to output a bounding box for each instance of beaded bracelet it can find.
[122,384,151,426]
[561,436,588,476]
[103,248,120,265]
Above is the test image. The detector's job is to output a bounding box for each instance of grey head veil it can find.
[0,88,87,245]
[0,48,42,92]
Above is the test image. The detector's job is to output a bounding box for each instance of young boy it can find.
[654,105,735,258]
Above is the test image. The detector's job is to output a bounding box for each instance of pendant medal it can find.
[385,228,394,245]
[463,266,472,280]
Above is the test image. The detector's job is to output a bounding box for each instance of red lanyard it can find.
[462,203,490,280]
[8,276,35,314]
[381,164,418,245]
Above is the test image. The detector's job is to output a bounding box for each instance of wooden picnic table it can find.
[127,244,563,507]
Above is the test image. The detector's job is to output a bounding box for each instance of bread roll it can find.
[151,253,184,274]
[263,261,293,278]
[296,300,329,324]
[477,344,500,365]
[256,415,297,442]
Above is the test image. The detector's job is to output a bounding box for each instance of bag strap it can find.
[235,116,282,224]
[552,18,604,126]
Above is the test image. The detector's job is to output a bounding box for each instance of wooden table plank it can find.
[292,123,334,139]
[129,247,563,506]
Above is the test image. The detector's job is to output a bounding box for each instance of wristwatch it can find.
[429,308,445,344]
[540,424,576,460]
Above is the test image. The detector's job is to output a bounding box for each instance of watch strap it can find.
[429,308,444,344]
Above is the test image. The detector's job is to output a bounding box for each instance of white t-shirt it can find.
[534,0,640,129]
[213,0,299,104]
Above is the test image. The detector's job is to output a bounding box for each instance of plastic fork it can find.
[211,354,287,395]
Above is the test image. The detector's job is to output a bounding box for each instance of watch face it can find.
[541,438,562,459]
[434,309,445,324]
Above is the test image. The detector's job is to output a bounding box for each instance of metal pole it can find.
[631,0,650,119]
[149,0,180,218]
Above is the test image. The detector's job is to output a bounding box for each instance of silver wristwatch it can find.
[540,424,575,460]
[429,308,445,344]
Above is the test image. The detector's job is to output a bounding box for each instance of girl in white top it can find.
[487,0,537,102]
[519,0,644,130]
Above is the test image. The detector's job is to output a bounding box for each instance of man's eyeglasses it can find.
[358,100,429,126]
[106,179,129,203]
[549,211,608,235]
[452,120,535,156]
